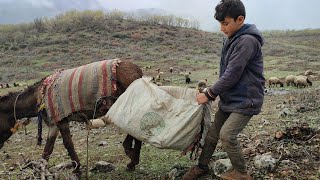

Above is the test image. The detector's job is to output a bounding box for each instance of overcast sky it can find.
[0,0,319,31]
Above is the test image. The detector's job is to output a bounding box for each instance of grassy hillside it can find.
[0,10,319,87]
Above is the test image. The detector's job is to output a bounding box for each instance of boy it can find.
[182,0,265,179]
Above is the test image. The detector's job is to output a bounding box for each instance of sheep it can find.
[268,77,284,88]
[198,79,208,89]
[0,84,3,88]
[198,79,208,92]
[304,69,313,76]
[185,72,191,84]
[184,72,191,78]
[155,72,164,82]
[169,67,173,73]
[294,77,308,88]
[294,76,312,88]
[285,75,296,86]
[155,74,161,82]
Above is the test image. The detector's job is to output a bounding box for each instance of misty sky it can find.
[0,0,319,31]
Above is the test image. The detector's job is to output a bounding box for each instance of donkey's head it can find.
[115,61,143,94]
[0,82,41,149]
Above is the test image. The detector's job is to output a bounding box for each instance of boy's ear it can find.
[236,15,245,24]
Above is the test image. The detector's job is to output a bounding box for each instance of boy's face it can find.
[219,16,244,38]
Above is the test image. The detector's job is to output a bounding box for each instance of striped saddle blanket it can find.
[43,59,120,122]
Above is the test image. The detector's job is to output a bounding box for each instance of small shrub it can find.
[19,44,27,48]
[131,33,142,41]
[113,33,129,39]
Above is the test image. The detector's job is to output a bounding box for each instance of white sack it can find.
[103,77,209,151]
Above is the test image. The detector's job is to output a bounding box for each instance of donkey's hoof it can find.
[126,163,136,171]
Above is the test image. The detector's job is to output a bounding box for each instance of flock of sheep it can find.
[0,82,20,89]
[268,69,314,88]
[146,66,194,86]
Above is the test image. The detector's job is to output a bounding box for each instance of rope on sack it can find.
[83,97,100,180]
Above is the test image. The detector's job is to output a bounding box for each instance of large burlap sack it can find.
[102,77,207,151]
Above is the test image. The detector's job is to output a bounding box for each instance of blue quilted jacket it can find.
[207,24,265,115]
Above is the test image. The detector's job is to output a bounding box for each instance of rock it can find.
[261,119,270,125]
[278,108,294,117]
[254,152,277,172]
[243,147,255,156]
[211,159,232,177]
[167,168,178,180]
[211,151,228,160]
[4,153,10,159]
[98,141,108,146]
[90,161,115,173]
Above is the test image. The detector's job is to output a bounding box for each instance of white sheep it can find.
[294,76,312,88]
[268,77,284,88]
[285,75,296,86]
[304,69,313,76]
[169,67,173,73]
[198,79,208,89]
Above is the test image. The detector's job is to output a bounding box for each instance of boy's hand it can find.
[196,93,209,104]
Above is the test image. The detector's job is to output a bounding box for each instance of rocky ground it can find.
[1,84,320,179]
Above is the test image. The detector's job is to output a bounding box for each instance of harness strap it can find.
[37,109,43,146]
[36,102,47,146]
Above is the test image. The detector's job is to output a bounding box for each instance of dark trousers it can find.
[198,108,252,173]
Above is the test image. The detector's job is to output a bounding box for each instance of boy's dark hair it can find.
[214,0,246,21]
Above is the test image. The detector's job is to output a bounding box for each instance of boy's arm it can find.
[207,35,259,97]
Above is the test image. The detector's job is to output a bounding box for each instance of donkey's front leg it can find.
[42,125,59,161]
[56,120,81,176]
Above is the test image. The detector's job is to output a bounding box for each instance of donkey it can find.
[0,59,143,176]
